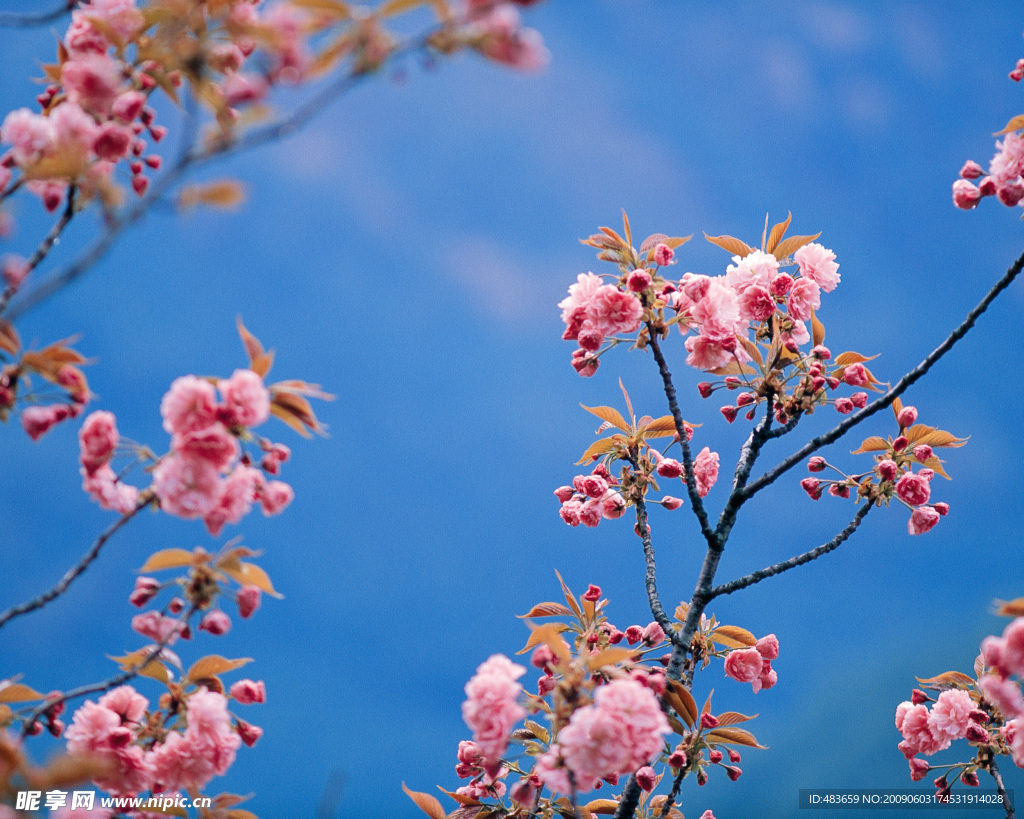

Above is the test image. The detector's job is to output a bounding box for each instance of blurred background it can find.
[2,1,1023,816]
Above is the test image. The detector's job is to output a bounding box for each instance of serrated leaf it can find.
[996,598,1024,617]
[437,787,482,808]
[403,784,447,819]
[710,625,756,648]
[811,311,825,348]
[765,212,791,254]
[738,336,764,367]
[524,720,550,744]
[664,679,697,727]
[640,233,669,253]
[554,570,582,618]
[706,727,767,749]
[139,548,197,573]
[586,647,638,670]
[236,317,274,379]
[187,655,252,683]
[0,321,20,357]
[704,233,753,257]
[772,233,821,260]
[517,602,574,619]
[516,622,571,661]
[220,562,282,598]
[917,455,950,480]
[915,671,974,689]
[178,180,246,211]
[851,436,889,454]
[0,683,43,703]
[584,800,620,815]
[666,235,692,250]
[906,426,968,449]
[716,711,757,727]
[834,351,879,367]
[621,209,632,248]
[580,404,629,432]
[995,114,1024,136]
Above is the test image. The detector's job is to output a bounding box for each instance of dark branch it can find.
[6,36,431,321]
[20,602,196,736]
[0,185,78,317]
[633,492,678,643]
[0,501,143,631]
[0,1,75,28]
[657,769,686,819]
[710,504,872,598]
[645,327,716,547]
[741,247,1024,501]
[989,757,1015,819]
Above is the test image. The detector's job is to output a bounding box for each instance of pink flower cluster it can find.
[79,410,139,514]
[559,272,645,376]
[454,740,509,799]
[895,689,987,779]
[978,617,1024,767]
[654,445,719,497]
[461,655,526,771]
[534,678,670,793]
[462,2,549,71]
[554,463,627,527]
[723,634,779,693]
[669,243,838,372]
[954,133,1024,210]
[66,683,260,798]
[79,370,294,532]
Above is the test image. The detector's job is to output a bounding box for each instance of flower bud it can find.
[662,496,683,510]
[669,750,688,768]
[800,478,822,499]
[960,160,984,179]
[236,719,263,747]
[624,625,643,645]
[807,456,827,472]
[960,771,980,787]
[724,765,742,781]
[878,459,898,482]
[952,179,982,209]
[708,749,723,763]
[237,585,262,619]
[912,445,933,462]
[230,679,266,705]
[199,610,231,636]
[964,723,988,743]
[700,713,719,729]
[720,406,738,423]
[642,621,666,646]
[697,382,713,399]
[893,436,909,452]
[897,406,918,428]
[636,766,657,791]
[910,689,929,705]
[654,243,675,266]
[728,749,741,763]
[627,269,653,292]
[909,757,930,781]
[582,584,602,602]
[656,459,683,479]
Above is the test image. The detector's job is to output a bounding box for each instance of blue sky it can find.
[2,2,1024,817]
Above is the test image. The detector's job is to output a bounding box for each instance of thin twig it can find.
[0,501,143,631]
[0,185,78,317]
[709,504,872,598]
[740,247,1024,502]
[990,757,1015,819]
[656,769,685,819]
[6,36,433,321]
[645,327,716,547]
[0,0,76,28]
[20,602,197,736]
[633,490,679,643]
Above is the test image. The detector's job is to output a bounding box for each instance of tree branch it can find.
[989,757,1015,819]
[0,185,78,317]
[5,35,432,321]
[645,327,716,548]
[709,503,871,599]
[20,602,196,736]
[656,769,685,819]
[740,247,1024,501]
[0,1,76,28]
[633,492,678,643]
[0,501,143,631]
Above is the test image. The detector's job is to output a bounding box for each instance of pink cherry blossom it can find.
[160,375,218,435]
[462,654,526,765]
[79,410,119,475]
[693,447,719,498]
[149,689,241,792]
[81,464,139,514]
[724,648,763,684]
[908,506,940,536]
[896,472,931,506]
[786,277,821,321]
[725,250,778,293]
[220,368,271,428]
[229,679,266,705]
[794,242,841,292]
[260,479,294,516]
[153,453,222,518]
[930,689,974,739]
